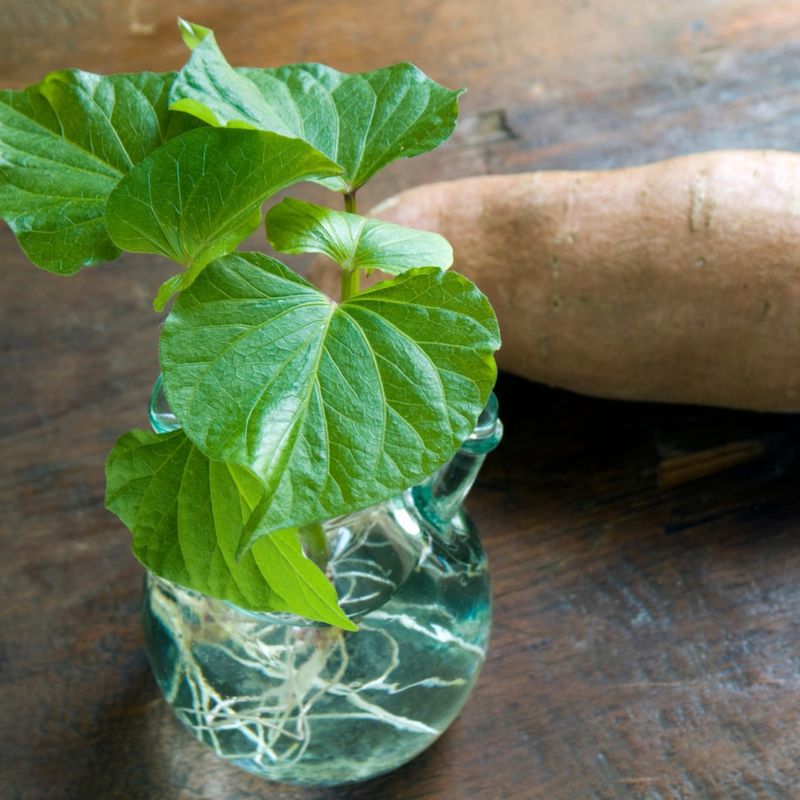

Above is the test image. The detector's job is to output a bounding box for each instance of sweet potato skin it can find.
[329,151,800,412]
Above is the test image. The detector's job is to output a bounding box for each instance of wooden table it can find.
[3,2,800,797]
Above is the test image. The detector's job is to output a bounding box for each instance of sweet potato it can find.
[317,151,800,412]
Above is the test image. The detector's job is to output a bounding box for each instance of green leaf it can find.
[105,427,355,629]
[177,17,212,50]
[170,22,462,192]
[0,69,194,274]
[159,252,499,551]
[266,197,453,276]
[104,126,342,309]
[254,528,357,629]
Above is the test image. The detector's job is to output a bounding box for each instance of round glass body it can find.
[142,382,501,785]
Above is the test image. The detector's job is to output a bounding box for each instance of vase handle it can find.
[148,374,180,433]
[412,393,503,530]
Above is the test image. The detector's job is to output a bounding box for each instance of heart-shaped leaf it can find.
[159,252,499,550]
[104,126,342,309]
[170,21,462,192]
[105,427,355,629]
[266,197,452,276]
[0,69,195,274]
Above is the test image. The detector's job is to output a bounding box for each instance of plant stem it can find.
[298,521,329,570]
[341,190,359,300]
[341,268,359,300]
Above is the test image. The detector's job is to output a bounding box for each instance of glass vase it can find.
[142,378,502,786]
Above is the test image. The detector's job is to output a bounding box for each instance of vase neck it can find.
[149,374,503,532]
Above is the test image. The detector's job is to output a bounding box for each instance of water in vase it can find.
[142,495,492,785]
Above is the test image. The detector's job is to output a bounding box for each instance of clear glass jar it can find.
[142,378,502,786]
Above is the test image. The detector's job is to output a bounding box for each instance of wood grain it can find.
[3,2,800,798]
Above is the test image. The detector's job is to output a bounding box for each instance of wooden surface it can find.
[3,2,800,798]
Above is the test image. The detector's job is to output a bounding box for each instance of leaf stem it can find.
[341,190,360,300]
